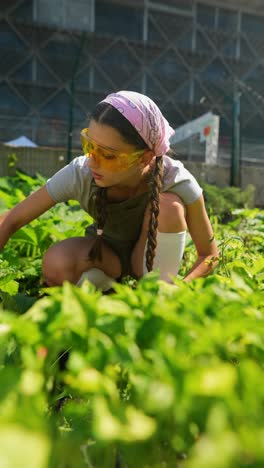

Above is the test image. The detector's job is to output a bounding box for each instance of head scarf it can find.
[100,90,175,156]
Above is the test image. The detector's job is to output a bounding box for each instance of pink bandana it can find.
[100,90,175,157]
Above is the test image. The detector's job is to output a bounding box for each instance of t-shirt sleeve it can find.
[169,171,203,205]
[162,156,203,205]
[46,156,90,203]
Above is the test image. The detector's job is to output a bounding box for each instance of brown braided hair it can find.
[88,186,107,261]
[145,156,163,272]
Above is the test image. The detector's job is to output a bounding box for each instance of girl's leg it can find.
[131,192,187,280]
[42,236,121,286]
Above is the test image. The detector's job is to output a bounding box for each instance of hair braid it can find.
[145,156,163,272]
[89,187,107,262]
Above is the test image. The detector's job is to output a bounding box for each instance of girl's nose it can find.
[87,153,100,169]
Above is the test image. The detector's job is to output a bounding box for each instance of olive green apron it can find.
[85,180,150,276]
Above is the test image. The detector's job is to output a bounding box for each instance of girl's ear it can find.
[141,150,155,167]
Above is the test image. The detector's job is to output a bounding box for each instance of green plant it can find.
[0,172,263,468]
[201,182,256,223]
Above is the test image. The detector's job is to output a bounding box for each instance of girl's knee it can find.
[42,244,77,285]
[158,192,187,232]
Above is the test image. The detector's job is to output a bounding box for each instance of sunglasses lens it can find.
[80,129,143,172]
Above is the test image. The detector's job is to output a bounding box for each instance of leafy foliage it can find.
[0,172,263,467]
[201,182,255,223]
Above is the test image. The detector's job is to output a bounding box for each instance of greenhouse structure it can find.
[1,0,264,166]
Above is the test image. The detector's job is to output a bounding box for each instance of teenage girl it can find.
[0,91,218,290]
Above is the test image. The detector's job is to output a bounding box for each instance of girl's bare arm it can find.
[0,186,56,251]
[184,194,219,282]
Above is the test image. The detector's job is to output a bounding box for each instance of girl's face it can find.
[84,120,152,188]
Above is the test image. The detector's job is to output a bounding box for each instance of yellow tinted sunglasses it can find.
[80,128,145,172]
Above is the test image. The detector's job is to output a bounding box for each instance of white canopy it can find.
[4,136,38,147]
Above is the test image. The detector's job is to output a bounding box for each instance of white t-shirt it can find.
[46,155,203,211]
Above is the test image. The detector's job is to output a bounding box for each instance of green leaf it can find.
[187,363,237,396]
[0,279,19,295]
[19,370,44,396]
[93,396,156,442]
[0,425,50,468]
